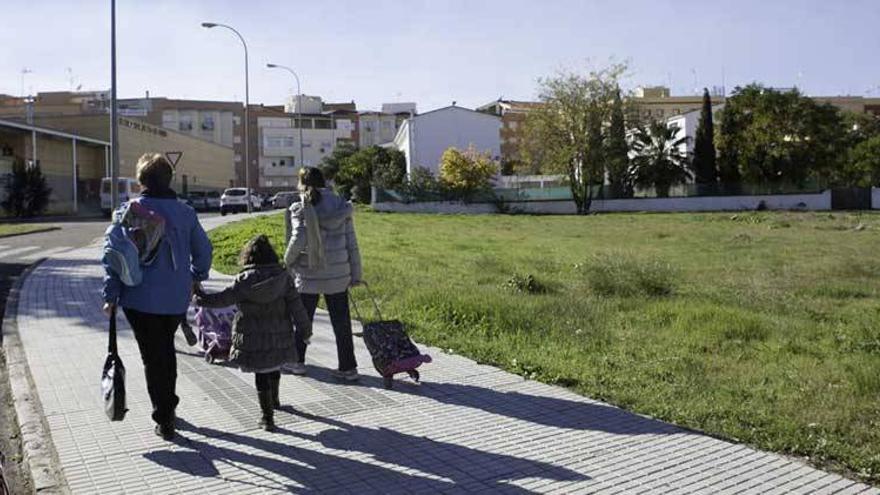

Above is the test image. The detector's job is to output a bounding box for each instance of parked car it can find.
[271,191,300,209]
[220,188,262,215]
[187,191,209,211]
[205,191,221,211]
[100,177,141,215]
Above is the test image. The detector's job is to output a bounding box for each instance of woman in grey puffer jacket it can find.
[284,167,363,381]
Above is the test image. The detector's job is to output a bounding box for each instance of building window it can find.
[314,119,332,129]
[263,135,296,149]
[179,115,193,131]
[201,115,215,131]
[233,116,241,125]
[234,154,242,163]
[161,113,177,129]
[233,135,241,144]
[302,141,312,148]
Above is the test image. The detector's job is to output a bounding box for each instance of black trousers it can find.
[123,308,182,425]
[254,371,280,391]
[298,291,358,372]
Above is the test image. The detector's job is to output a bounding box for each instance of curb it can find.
[0,227,61,240]
[2,260,70,495]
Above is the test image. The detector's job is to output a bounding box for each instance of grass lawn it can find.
[210,209,880,483]
[0,223,53,238]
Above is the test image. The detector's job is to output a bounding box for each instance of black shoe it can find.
[154,422,175,440]
[180,321,198,346]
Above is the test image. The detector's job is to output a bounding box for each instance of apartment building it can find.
[115,96,246,187]
[354,103,416,148]
[255,100,356,190]
[476,100,539,167]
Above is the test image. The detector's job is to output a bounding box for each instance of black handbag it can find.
[101,307,128,421]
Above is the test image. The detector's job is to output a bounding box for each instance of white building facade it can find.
[666,103,724,157]
[257,115,354,188]
[392,106,502,176]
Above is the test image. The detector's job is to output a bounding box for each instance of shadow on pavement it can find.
[305,367,686,436]
[142,418,588,493]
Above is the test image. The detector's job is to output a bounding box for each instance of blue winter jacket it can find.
[101,194,213,315]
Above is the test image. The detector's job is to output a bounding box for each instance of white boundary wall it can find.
[372,191,832,215]
[592,191,831,213]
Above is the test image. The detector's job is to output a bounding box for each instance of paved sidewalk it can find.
[9,217,879,493]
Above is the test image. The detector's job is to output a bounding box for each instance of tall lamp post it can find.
[266,63,304,170]
[201,21,252,213]
[110,0,119,211]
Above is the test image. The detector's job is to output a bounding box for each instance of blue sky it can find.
[1,0,878,112]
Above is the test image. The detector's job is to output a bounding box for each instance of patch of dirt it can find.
[0,350,32,495]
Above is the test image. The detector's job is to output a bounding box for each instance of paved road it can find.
[0,220,109,342]
[7,212,878,494]
[0,213,224,342]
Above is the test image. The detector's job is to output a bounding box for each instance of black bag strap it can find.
[350,282,383,322]
[108,306,118,355]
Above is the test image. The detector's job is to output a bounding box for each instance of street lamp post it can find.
[202,21,252,213]
[110,0,119,211]
[266,63,304,170]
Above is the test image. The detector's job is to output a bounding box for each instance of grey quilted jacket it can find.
[195,264,311,372]
[284,189,362,295]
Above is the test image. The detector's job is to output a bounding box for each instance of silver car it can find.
[271,191,300,209]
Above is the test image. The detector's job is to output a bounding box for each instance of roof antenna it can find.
[452,101,456,106]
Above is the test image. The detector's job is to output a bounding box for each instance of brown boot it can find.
[257,390,276,432]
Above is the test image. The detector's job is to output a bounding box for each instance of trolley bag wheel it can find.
[205,343,216,364]
[407,369,420,383]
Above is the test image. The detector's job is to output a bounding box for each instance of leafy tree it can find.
[326,145,408,203]
[631,121,691,198]
[2,160,52,217]
[834,135,880,187]
[690,88,718,194]
[520,63,626,213]
[605,88,634,198]
[716,84,844,190]
[438,145,497,199]
[318,143,358,182]
[372,148,407,190]
[716,105,743,194]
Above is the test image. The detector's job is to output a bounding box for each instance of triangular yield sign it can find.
[165,151,183,167]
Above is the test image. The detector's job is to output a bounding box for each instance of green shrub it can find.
[2,160,52,217]
[583,253,676,297]
[502,273,547,294]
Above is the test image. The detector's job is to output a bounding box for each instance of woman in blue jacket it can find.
[101,153,213,440]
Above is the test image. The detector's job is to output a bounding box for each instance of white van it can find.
[100,177,141,215]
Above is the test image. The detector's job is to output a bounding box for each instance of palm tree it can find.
[631,121,691,198]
